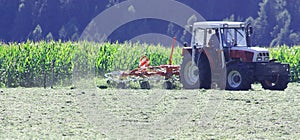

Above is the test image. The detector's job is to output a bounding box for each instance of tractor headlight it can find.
[264,57,269,61]
[257,57,262,61]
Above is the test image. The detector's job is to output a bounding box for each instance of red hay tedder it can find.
[105,37,180,89]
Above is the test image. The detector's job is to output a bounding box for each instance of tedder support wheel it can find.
[180,52,211,89]
[261,75,289,91]
[163,81,174,90]
[226,64,251,90]
[117,82,126,89]
[140,81,151,89]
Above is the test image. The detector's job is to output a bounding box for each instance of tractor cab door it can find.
[203,28,226,89]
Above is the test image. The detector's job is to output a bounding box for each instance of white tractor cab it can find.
[180,21,290,90]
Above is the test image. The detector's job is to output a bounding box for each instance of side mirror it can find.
[248,26,253,35]
[193,45,197,49]
[246,27,253,47]
[184,42,188,47]
[189,25,193,32]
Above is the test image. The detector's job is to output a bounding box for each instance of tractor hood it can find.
[230,47,270,62]
[247,47,269,53]
[231,47,269,53]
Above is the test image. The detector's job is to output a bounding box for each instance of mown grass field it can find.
[1,83,299,139]
[0,41,299,139]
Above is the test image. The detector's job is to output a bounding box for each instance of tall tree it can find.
[31,24,43,41]
[253,0,295,47]
[253,0,270,46]
[0,0,18,41]
[286,0,300,45]
[10,0,34,41]
[270,9,291,46]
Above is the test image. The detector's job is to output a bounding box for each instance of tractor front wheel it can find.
[226,64,251,90]
[261,75,289,91]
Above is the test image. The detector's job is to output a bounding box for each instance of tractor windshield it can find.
[221,28,247,47]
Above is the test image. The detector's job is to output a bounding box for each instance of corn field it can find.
[0,41,299,87]
[0,41,182,87]
[269,46,300,82]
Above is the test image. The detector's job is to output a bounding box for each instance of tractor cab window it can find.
[194,28,205,47]
[221,28,247,47]
[207,29,220,48]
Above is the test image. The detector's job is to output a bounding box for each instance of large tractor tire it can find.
[261,75,289,91]
[180,52,211,89]
[226,64,251,90]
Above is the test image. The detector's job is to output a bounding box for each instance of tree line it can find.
[249,0,300,46]
[0,0,299,47]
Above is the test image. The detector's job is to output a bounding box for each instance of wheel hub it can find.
[228,70,242,88]
[233,75,241,83]
[184,61,199,85]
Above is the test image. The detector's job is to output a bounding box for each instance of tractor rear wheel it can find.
[261,75,289,91]
[180,52,211,89]
[226,64,251,90]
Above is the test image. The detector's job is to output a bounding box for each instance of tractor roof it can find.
[193,21,245,29]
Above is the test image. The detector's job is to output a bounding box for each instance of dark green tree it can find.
[286,0,300,45]
[59,25,67,40]
[252,0,270,46]
[10,0,34,41]
[46,32,54,41]
[31,24,43,41]
[270,9,291,47]
[253,0,296,47]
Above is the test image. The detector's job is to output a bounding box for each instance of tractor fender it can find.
[203,47,227,90]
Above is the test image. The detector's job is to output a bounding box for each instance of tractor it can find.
[180,21,290,90]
